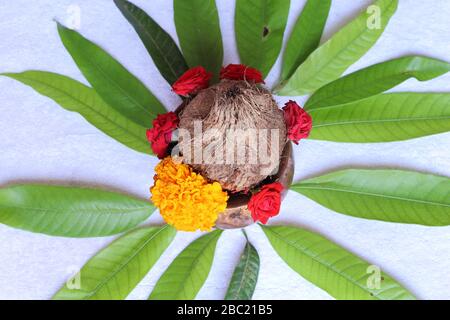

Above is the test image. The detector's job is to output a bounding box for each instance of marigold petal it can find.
[151,157,229,231]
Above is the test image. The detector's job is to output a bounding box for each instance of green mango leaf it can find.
[280,0,331,82]
[309,93,450,142]
[174,0,223,76]
[149,230,222,300]
[57,23,166,127]
[291,169,450,226]
[53,225,176,300]
[225,236,260,300]
[0,185,155,237]
[3,71,151,154]
[235,0,291,77]
[306,56,450,109]
[262,225,415,300]
[114,0,188,85]
[275,0,398,96]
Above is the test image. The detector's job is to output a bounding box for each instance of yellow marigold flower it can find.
[151,157,228,232]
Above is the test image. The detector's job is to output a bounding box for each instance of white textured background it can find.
[0,0,449,300]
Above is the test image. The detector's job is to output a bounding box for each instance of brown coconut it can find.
[177,79,287,192]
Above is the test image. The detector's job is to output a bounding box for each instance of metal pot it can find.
[215,142,295,229]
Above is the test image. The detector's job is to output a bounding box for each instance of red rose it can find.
[248,182,283,224]
[146,112,179,158]
[220,64,265,84]
[172,66,212,96]
[283,100,312,144]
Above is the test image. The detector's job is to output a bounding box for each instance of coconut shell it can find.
[177,80,287,192]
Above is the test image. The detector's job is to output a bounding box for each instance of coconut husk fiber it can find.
[177,79,287,192]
